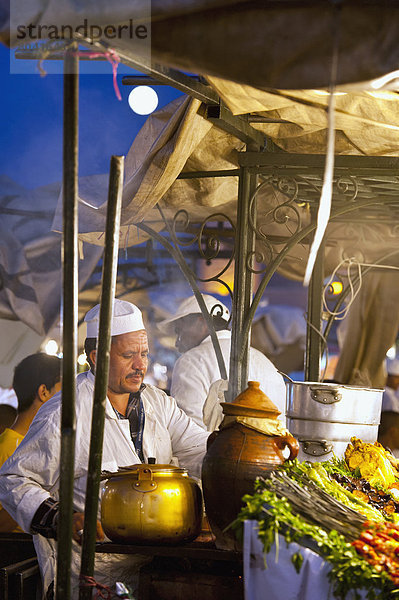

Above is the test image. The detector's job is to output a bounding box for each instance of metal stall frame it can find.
[21,43,399,597]
[57,46,79,600]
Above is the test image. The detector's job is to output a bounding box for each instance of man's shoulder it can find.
[175,338,223,365]
[76,370,93,387]
[142,383,167,399]
[249,345,276,366]
[141,384,174,413]
[173,346,203,368]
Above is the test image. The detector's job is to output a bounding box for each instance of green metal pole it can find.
[56,45,79,600]
[79,155,124,600]
[228,166,255,402]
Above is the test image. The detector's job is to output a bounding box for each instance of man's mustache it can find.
[127,370,145,378]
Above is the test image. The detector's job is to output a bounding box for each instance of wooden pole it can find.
[56,44,79,600]
[79,155,124,599]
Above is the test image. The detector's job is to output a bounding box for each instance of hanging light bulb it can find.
[128,86,158,115]
[329,281,343,295]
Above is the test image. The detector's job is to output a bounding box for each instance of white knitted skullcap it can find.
[84,299,145,338]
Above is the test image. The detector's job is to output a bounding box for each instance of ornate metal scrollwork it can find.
[335,175,359,201]
[294,173,359,204]
[244,176,305,275]
[161,206,236,302]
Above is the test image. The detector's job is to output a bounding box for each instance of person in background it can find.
[158,293,287,430]
[0,388,18,435]
[378,358,399,457]
[382,358,399,410]
[0,300,209,599]
[378,412,399,458]
[0,353,61,532]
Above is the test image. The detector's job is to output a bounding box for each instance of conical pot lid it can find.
[221,381,281,418]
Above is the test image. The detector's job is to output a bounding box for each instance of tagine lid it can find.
[220,381,281,418]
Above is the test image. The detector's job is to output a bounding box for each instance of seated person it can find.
[0,352,61,532]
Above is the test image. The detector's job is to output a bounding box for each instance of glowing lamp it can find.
[329,281,343,295]
[128,86,158,115]
[44,339,58,356]
[77,353,87,366]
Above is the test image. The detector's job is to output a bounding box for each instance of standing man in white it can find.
[158,294,287,430]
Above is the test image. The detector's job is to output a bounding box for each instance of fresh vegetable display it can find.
[232,437,399,599]
[352,521,399,586]
[345,438,399,488]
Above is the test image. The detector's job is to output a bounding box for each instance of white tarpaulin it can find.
[49,90,399,386]
[0,175,103,385]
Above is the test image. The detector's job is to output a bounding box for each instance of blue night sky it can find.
[1,43,182,189]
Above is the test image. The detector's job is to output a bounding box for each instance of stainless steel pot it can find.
[285,380,383,461]
[286,381,383,424]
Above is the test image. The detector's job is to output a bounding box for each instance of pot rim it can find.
[286,381,383,392]
[100,463,188,480]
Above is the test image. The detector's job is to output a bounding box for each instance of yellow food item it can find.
[345,437,399,488]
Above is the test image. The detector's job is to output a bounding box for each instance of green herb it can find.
[281,460,385,523]
[232,477,398,599]
[291,551,303,573]
[322,456,352,478]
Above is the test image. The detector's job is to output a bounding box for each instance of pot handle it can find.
[310,387,342,404]
[133,467,158,492]
[301,440,333,457]
[275,432,299,460]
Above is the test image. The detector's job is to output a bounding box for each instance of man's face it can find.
[107,330,149,395]
[175,315,206,353]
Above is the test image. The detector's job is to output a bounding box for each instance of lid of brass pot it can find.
[220,381,281,419]
[101,463,188,480]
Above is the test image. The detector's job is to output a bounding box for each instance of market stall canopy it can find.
[48,88,399,387]
[3,0,399,388]
[51,90,399,277]
[2,0,399,90]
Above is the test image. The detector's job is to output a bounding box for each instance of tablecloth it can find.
[243,520,368,600]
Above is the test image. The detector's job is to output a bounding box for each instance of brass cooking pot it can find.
[100,463,203,544]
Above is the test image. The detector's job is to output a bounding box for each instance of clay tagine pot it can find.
[202,381,299,549]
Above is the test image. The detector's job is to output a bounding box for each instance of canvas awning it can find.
[2,0,399,386]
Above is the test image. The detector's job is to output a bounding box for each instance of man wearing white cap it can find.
[158,294,286,430]
[0,299,209,598]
